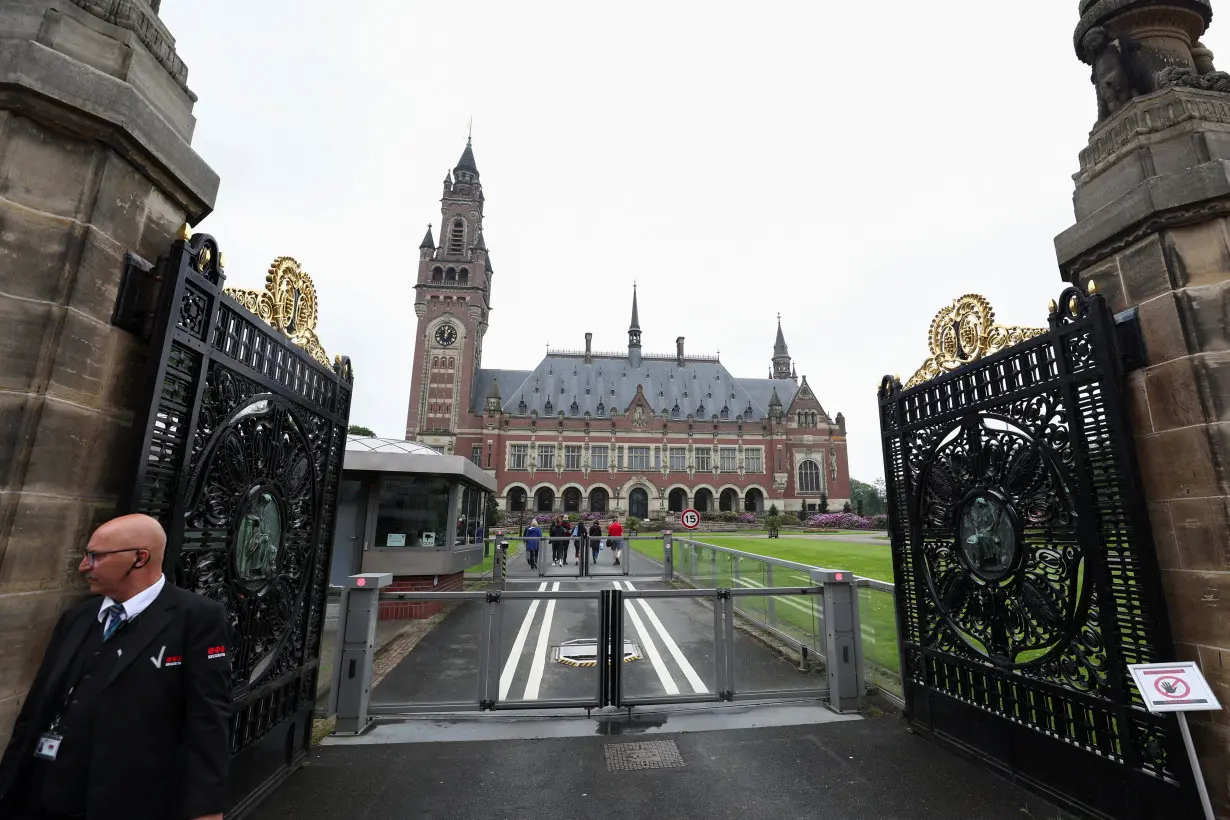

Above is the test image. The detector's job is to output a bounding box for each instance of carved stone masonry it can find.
[1074,0,1230,124]
[68,0,193,97]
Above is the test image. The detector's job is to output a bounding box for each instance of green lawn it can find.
[629,535,902,696]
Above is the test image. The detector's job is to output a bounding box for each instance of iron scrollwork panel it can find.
[123,232,353,776]
[880,287,1182,799]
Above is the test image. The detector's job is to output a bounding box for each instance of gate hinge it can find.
[486,591,502,603]
[1113,306,1147,373]
[719,690,734,702]
[112,252,163,341]
[480,699,495,711]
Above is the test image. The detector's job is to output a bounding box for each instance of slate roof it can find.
[471,355,800,421]
[455,139,479,177]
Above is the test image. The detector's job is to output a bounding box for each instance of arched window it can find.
[798,460,822,493]
[589,488,609,512]
[432,357,439,367]
[449,218,465,254]
[448,357,454,367]
[445,267,457,282]
[668,488,687,512]
[508,488,527,511]
[459,268,469,284]
[544,400,554,415]
[432,267,443,282]
[569,400,579,415]
[629,488,649,519]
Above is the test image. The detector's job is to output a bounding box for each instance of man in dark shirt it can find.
[0,514,231,820]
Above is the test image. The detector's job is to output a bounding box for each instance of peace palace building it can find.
[405,141,851,519]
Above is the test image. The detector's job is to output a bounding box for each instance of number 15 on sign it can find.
[1128,662,1222,819]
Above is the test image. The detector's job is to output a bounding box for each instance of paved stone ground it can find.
[253,715,1071,819]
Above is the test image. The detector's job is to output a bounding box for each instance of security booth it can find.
[331,436,496,618]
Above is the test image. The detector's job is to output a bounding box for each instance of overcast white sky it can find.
[160,1,1229,484]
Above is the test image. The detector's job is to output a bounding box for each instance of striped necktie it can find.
[102,603,127,641]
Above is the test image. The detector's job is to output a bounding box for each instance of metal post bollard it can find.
[334,573,393,735]
[493,541,509,589]
[662,531,674,581]
[814,569,863,714]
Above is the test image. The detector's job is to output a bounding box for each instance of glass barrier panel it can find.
[618,584,717,704]
[495,586,601,708]
[859,584,902,700]
[369,593,485,710]
[314,593,341,715]
[727,591,827,698]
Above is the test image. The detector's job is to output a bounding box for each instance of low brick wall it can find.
[379,572,464,620]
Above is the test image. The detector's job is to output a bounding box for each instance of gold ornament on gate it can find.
[224,256,330,366]
[904,294,1047,389]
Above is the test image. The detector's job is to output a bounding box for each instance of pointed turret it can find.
[474,228,487,250]
[454,137,479,182]
[768,386,784,420]
[628,284,642,368]
[772,314,793,380]
[419,224,435,250]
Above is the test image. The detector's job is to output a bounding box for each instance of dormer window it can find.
[517,398,527,414]
[570,400,579,415]
[596,402,606,416]
[448,218,465,254]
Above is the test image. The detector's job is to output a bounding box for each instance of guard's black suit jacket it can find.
[0,583,231,820]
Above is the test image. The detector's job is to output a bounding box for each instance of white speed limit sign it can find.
[681,508,700,529]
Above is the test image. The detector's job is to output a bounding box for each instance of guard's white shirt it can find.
[97,574,166,631]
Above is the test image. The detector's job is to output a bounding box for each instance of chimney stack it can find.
[585,332,592,363]
[676,336,685,365]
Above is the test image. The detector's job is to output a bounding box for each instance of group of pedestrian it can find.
[521,517,624,568]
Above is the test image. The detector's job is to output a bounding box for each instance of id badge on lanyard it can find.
[34,732,62,760]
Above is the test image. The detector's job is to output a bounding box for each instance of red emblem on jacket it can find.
[207,645,227,659]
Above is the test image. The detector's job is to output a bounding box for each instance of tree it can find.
[347,425,376,437]
[486,495,500,527]
[842,501,851,513]
[849,478,886,515]
[768,503,779,517]
[819,493,829,513]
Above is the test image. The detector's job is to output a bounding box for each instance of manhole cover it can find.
[605,740,685,771]
[553,639,641,667]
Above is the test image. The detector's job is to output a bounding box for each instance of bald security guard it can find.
[0,515,231,820]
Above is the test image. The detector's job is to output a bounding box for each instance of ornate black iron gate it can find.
[117,231,352,817]
[878,288,1196,819]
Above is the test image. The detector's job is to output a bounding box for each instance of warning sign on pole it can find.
[680,509,700,530]
[1128,662,1221,713]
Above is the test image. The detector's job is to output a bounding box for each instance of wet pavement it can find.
[255,714,1069,819]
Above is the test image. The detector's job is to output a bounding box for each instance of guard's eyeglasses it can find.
[84,548,145,568]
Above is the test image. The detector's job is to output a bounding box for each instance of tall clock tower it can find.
[405,139,492,452]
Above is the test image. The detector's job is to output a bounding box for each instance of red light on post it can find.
[357,577,367,587]
[834,573,843,581]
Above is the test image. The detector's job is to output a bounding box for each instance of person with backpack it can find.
[571,519,587,563]
[524,521,542,569]
[550,518,571,566]
[607,518,624,566]
[588,520,602,563]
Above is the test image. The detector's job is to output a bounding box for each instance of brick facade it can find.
[405,143,851,516]
[378,572,464,621]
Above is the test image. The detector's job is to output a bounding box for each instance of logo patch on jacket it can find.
[165,655,183,667]
[207,645,227,660]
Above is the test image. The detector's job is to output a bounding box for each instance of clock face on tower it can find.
[434,323,458,347]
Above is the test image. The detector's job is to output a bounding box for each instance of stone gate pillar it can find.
[1057,1,1229,814]
[0,0,218,744]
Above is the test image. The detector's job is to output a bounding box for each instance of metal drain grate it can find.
[604,740,685,771]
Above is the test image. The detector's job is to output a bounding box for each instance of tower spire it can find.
[772,314,793,380]
[628,283,642,367]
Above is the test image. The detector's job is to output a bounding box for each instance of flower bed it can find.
[804,512,888,530]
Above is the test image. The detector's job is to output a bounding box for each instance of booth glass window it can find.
[457,482,486,544]
[374,475,452,548]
